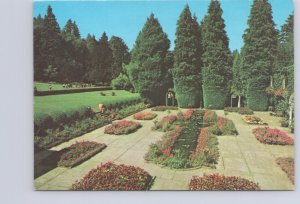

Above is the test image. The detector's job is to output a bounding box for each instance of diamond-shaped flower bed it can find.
[70,162,153,190]
[58,141,107,168]
[133,112,157,120]
[252,127,294,145]
[189,174,260,190]
[104,120,142,135]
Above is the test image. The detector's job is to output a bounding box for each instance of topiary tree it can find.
[201,0,232,109]
[127,13,171,105]
[243,0,278,111]
[173,5,202,108]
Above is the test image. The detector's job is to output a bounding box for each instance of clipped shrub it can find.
[276,157,294,184]
[189,174,260,190]
[246,80,269,111]
[35,87,112,96]
[252,127,294,145]
[224,107,238,112]
[58,141,107,168]
[152,115,177,132]
[237,107,254,115]
[203,86,229,109]
[104,120,142,135]
[71,162,153,190]
[133,112,157,120]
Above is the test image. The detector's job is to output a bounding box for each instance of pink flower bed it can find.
[104,120,142,135]
[158,126,183,157]
[153,115,177,132]
[133,112,157,120]
[189,127,210,159]
[252,127,294,145]
[183,109,195,120]
[203,110,217,123]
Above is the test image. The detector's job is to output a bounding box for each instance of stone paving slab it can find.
[35,108,295,190]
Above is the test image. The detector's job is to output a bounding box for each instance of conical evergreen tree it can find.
[127,13,171,105]
[201,0,232,109]
[34,14,45,81]
[42,5,63,81]
[173,5,202,108]
[99,32,113,83]
[243,0,278,110]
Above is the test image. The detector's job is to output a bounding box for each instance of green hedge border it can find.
[175,91,200,108]
[35,87,112,96]
[203,86,229,109]
[246,89,268,111]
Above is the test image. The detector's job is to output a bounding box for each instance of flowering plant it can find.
[203,110,217,123]
[252,127,294,145]
[104,120,142,135]
[133,112,157,120]
[152,115,177,132]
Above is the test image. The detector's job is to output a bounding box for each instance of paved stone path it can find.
[34,109,294,190]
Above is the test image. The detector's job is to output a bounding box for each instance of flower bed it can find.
[145,109,219,169]
[215,116,238,135]
[276,157,294,184]
[203,110,217,123]
[151,106,178,111]
[58,141,107,168]
[189,174,260,190]
[71,162,153,190]
[243,115,267,125]
[104,120,142,135]
[152,115,177,132]
[133,112,157,120]
[252,127,294,145]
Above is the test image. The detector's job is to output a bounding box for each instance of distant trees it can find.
[201,0,232,109]
[34,5,128,84]
[173,5,202,108]
[127,13,172,105]
[242,0,278,111]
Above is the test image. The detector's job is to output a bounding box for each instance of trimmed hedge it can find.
[175,91,200,108]
[35,86,112,96]
[203,86,229,109]
[246,80,269,111]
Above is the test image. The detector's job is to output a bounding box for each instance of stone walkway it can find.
[34,109,294,190]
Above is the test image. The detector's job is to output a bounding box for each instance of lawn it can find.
[34,90,141,118]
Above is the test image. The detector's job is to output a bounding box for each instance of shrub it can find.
[71,162,153,190]
[133,112,157,120]
[252,127,294,145]
[104,120,142,135]
[118,102,146,117]
[276,157,294,184]
[58,141,107,168]
[243,115,267,125]
[189,174,260,190]
[224,107,238,112]
[100,92,106,96]
[203,110,217,123]
[152,115,177,132]
[151,106,178,111]
[237,107,254,115]
[246,80,269,111]
[111,73,133,91]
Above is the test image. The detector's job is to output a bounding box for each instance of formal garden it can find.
[34,0,294,191]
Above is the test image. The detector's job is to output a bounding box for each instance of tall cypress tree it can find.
[99,32,113,83]
[201,0,232,109]
[173,5,202,108]
[127,13,171,105]
[109,36,131,79]
[85,34,100,83]
[243,0,278,110]
[33,14,45,81]
[42,5,63,81]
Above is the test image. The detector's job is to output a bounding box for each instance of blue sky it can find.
[34,0,294,51]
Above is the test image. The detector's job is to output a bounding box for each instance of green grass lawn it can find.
[34,90,141,118]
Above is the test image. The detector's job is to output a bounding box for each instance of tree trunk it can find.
[237,95,241,108]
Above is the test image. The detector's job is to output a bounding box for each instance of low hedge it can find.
[203,86,229,109]
[58,141,107,168]
[151,106,178,111]
[71,162,153,190]
[189,174,260,190]
[35,86,112,96]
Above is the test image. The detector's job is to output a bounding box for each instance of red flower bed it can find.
[58,141,107,168]
[276,157,294,184]
[183,109,195,120]
[104,120,142,135]
[189,127,210,159]
[71,162,153,190]
[133,112,157,120]
[158,126,183,157]
[203,110,217,123]
[189,174,260,190]
[153,115,177,132]
[252,127,294,145]
[216,116,238,135]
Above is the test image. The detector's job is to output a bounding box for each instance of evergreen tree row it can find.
[34,5,130,84]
